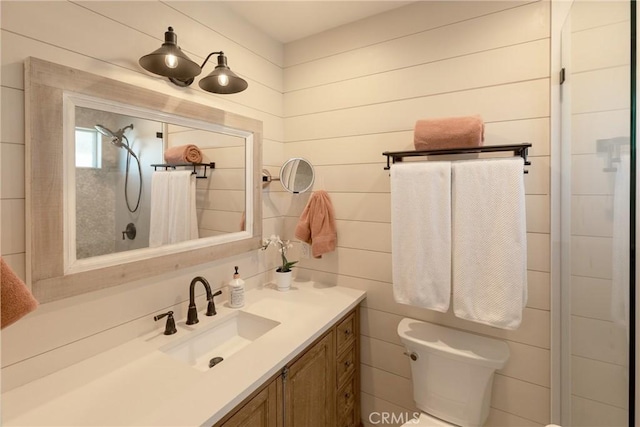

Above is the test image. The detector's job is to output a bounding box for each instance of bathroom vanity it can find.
[1,282,365,426]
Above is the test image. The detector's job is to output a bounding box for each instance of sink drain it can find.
[209,356,224,368]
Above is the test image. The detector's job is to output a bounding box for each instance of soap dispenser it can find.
[229,266,245,308]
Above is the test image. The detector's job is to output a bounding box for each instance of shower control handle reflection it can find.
[121,223,137,240]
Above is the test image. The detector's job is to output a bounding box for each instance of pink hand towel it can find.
[1,257,38,329]
[414,115,484,150]
[164,144,203,163]
[295,190,337,258]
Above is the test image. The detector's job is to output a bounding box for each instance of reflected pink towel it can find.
[164,144,203,163]
[1,257,38,329]
[295,190,337,258]
[414,115,484,150]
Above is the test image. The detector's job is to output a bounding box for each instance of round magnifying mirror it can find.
[279,158,315,194]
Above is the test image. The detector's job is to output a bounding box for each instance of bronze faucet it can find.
[186,276,222,325]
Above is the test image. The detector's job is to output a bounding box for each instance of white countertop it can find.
[2,281,366,426]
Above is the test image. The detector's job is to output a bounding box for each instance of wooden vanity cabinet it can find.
[215,307,360,427]
[218,381,278,427]
[278,331,335,426]
[334,310,360,427]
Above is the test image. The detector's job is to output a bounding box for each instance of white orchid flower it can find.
[260,235,298,272]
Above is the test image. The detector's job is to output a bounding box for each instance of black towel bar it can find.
[150,162,215,179]
[596,137,629,172]
[382,143,532,173]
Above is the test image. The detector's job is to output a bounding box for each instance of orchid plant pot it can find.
[261,235,297,292]
[275,269,293,291]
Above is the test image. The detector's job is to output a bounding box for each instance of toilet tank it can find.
[397,318,509,427]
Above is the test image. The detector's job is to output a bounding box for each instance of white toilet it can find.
[397,318,510,427]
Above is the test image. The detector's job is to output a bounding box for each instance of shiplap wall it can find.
[195,143,246,237]
[0,0,284,391]
[2,2,557,426]
[166,125,246,237]
[568,2,630,425]
[282,2,551,426]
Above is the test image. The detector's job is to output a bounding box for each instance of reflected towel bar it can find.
[382,143,532,173]
[596,137,629,172]
[150,162,215,179]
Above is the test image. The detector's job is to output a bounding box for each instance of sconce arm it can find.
[199,51,223,69]
[168,51,224,88]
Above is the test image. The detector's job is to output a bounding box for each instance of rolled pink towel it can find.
[164,144,203,163]
[414,115,484,150]
[1,257,38,329]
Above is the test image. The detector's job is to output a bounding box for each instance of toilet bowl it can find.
[398,318,510,427]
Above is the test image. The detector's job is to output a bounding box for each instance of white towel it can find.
[452,157,527,330]
[391,162,451,312]
[611,153,630,335]
[149,171,199,247]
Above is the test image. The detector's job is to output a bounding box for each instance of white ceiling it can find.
[223,1,413,44]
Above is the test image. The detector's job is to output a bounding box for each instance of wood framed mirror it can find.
[25,57,262,303]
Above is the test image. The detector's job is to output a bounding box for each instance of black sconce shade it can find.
[139,27,201,79]
[139,27,248,95]
[198,53,248,94]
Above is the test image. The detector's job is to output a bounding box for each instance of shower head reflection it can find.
[94,124,137,158]
[93,123,141,212]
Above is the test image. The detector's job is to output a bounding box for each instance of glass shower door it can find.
[560,1,632,425]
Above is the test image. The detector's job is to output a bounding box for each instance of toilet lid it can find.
[401,412,456,426]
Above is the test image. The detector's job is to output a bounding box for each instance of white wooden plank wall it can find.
[568,1,630,425]
[0,0,286,391]
[196,143,245,237]
[167,126,246,236]
[282,2,551,426]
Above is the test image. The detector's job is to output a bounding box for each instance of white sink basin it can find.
[160,311,280,371]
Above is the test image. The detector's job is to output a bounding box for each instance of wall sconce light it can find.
[139,27,248,95]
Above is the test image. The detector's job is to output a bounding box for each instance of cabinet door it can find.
[281,332,335,427]
[220,380,278,427]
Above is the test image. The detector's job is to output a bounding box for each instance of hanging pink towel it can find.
[295,190,337,258]
[414,115,484,150]
[1,257,38,329]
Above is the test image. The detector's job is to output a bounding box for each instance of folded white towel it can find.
[149,171,199,247]
[452,157,527,330]
[391,161,451,312]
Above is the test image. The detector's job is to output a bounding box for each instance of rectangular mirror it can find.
[68,98,249,272]
[26,58,262,303]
